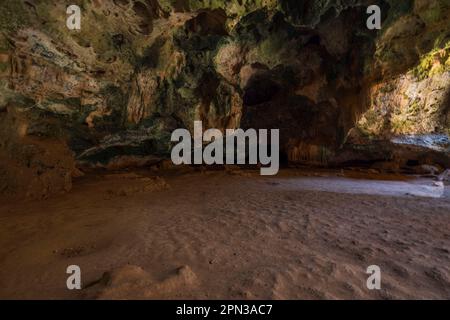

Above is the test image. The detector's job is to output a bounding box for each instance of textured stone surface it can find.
[0,0,449,197]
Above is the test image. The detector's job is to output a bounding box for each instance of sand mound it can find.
[93,265,197,299]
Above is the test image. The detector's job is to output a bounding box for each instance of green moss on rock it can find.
[0,1,31,33]
[413,41,450,80]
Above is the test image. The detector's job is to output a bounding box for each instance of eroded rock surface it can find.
[0,0,449,197]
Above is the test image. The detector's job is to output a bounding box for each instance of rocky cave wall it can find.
[0,0,449,198]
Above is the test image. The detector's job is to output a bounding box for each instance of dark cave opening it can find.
[243,78,281,106]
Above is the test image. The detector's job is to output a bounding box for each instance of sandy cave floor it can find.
[0,168,449,299]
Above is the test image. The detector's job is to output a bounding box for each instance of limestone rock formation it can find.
[0,0,449,198]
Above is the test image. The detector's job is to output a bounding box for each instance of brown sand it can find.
[0,169,449,299]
